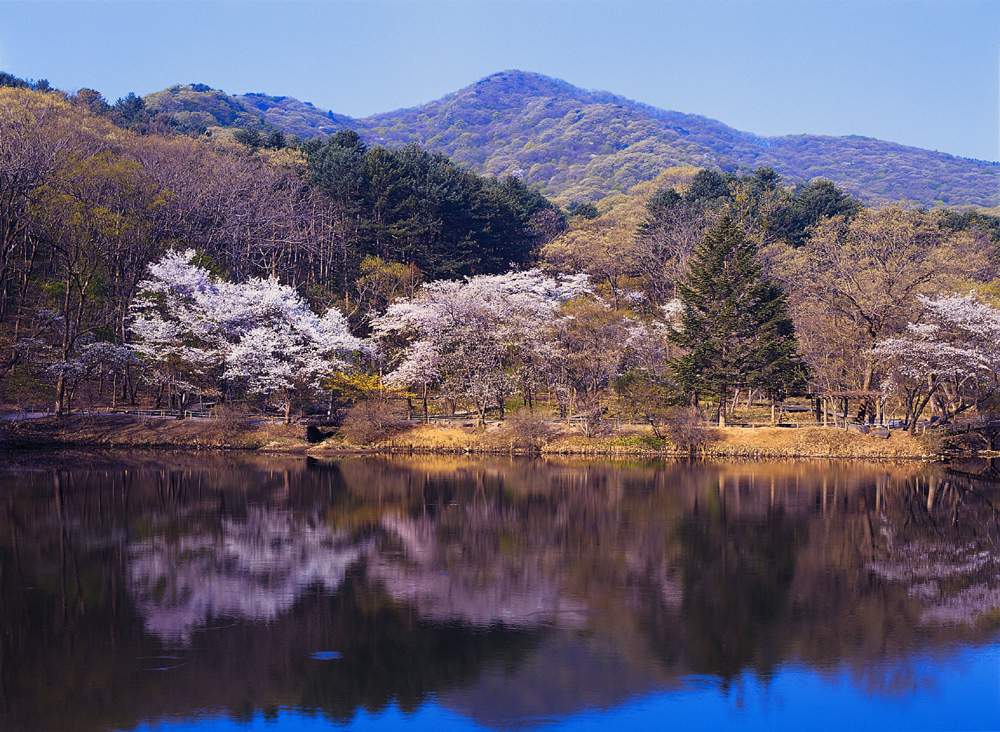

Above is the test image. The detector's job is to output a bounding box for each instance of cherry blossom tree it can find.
[131,249,360,420]
[372,269,589,423]
[874,293,1000,431]
[612,302,684,436]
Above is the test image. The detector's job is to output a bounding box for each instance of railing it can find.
[8,405,999,434]
[4,406,290,423]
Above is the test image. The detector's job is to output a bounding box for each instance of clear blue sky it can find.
[2,0,998,162]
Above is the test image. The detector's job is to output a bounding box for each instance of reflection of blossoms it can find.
[128,507,368,643]
[868,521,1000,625]
[369,514,590,629]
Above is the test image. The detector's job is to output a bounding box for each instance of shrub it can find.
[340,400,407,445]
[497,408,557,451]
[666,406,720,453]
[215,401,252,430]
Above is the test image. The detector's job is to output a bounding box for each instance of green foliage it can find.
[232,127,263,149]
[337,71,999,207]
[113,93,146,125]
[935,207,1000,244]
[306,137,560,281]
[239,92,351,139]
[0,71,32,89]
[143,84,265,134]
[571,202,599,219]
[0,72,51,92]
[780,179,862,247]
[669,217,807,422]
[639,167,861,251]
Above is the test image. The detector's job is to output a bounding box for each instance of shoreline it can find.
[0,414,951,461]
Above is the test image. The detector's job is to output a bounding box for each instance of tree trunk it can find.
[54,374,66,418]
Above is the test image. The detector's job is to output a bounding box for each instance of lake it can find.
[1,453,998,731]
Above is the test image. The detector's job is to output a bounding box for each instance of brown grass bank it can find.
[0,414,940,460]
[334,420,937,460]
[0,414,313,453]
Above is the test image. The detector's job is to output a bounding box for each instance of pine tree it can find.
[668,216,807,426]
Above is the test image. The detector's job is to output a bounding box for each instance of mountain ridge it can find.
[142,70,1000,208]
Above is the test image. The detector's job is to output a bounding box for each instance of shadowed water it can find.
[1,453,998,731]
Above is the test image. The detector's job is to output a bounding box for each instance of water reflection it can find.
[1,454,998,731]
[129,507,366,643]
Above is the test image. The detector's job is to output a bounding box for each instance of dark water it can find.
[1,453,998,731]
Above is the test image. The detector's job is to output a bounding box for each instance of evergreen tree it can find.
[668,216,806,426]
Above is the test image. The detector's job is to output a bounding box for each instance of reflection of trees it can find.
[1,455,999,731]
[867,464,1000,627]
[298,578,540,722]
[339,458,1000,696]
[128,506,367,643]
[0,458,540,731]
[675,475,803,681]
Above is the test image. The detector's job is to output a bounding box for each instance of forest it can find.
[3,78,1000,437]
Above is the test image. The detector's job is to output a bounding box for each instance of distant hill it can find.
[236,93,352,139]
[143,72,1000,208]
[144,84,264,133]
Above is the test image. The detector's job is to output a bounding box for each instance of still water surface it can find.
[1,453,998,731]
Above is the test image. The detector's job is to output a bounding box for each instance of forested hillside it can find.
[350,71,1000,207]
[144,84,353,139]
[0,84,561,420]
[3,75,1000,438]
[141,72,1000,208]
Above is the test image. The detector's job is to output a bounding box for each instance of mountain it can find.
[144,84,264,133]
[237,93,353,138]
[143,72,1000,208]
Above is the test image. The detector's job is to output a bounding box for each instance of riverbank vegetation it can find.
[2,79,1000,453]
[0,413,936,459]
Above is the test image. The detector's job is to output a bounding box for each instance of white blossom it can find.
[130,250,361,411]
[372,269,590,419]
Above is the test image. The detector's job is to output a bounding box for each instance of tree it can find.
[31,150,164,416]
[571,202,599,219]
[780,179,861,248]
[874,293,1000,431]
[131,250,360,421]
[372,270,590,424]
[306,137,559,290]
[0,89,78,325]
[634,186,712,304]
[543,297,632,431]
[779,205,993,418]
[112,92,147,127]
[669,216,805,426]
[613,306,684,437]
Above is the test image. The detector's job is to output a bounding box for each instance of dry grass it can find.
[1,413,938,459]
[380,422,490,451]
[706,426,933,459]
[0,414,309,452]
[362,420,934,459]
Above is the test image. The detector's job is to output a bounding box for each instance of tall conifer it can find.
[669,216,807,426]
